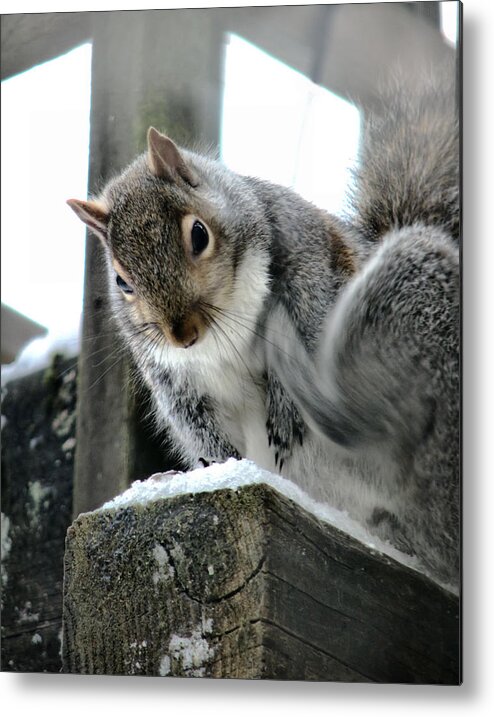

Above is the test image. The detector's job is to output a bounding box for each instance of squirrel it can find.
[67,64,459,589]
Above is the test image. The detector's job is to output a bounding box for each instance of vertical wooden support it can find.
[73,10,224,516]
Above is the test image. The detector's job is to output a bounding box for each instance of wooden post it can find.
[1,359,77,672]
[62,475,460,683]
[73,9,225,516]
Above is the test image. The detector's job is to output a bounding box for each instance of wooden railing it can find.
[62,476,460,683]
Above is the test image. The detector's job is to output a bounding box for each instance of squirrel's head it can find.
[67,128,268,351]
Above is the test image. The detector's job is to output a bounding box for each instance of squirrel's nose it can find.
[169,317,199,349]
[183,330,198,348]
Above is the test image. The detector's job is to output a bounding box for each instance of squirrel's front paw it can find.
[266,388,305,471]
[195,457,211,468]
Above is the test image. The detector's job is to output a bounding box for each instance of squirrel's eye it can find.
[191,220,209,255]
[116,274,133,294]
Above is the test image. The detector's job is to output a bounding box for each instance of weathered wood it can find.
[1,304,47,364]
[1,357,77,672]
[62,480,460,683]
[318,2,454,112]
[0,12,92,81]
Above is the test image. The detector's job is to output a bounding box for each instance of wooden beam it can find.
[1,12,93,80]
[1,304,47,364]
[62,476,460,683]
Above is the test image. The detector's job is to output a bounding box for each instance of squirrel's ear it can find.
[147,127,198,187]
[67,199,109,244]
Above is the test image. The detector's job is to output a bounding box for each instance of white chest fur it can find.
[149,246,273,460]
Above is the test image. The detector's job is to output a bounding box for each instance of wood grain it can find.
[62,483,460,682]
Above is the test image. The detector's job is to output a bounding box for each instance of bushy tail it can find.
[351,62,460,243]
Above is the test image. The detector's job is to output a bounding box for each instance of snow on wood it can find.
[63,465,460,682]
[1,328,79,385]
[98,458,443,588]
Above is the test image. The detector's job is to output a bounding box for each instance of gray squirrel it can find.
[68,65,459,589]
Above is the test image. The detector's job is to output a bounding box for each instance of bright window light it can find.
[1,43,92,339]
[221,34,361,216]
[440,1,459,46]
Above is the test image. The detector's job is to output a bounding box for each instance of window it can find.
[1,43,92,345]
[221,34,361,217]
[440,1,459,45]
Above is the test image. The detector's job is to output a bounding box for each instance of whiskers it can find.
[53,320,168,395]
[197,300,264,394]
[198,300,297,366]
[62,299,302,400]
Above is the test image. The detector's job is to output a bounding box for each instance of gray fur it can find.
[350,64,460,244]
[69,66,459,589]
[267,226,459,585]
[266,67,459,587]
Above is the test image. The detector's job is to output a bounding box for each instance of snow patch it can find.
[161,618,214,677]
[28,481,51,521]
[126,638,149,674]
[31,633,42,645]
[152,543,175,585]
[1,513,12,588]
[17,601,39,625]
[98,458,421,577]
[58,627,64,659]
[130,640,148,648]
[1,328,79,385]
[62,436,76,452]
[29,436,43,450]
[159,654,171,677]
[52,409,75,438]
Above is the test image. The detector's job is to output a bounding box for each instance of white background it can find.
[1,43,91,336]
[1,0,492,715]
